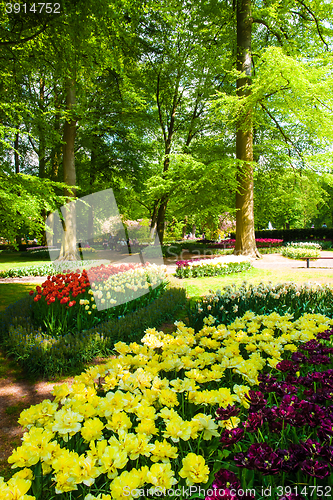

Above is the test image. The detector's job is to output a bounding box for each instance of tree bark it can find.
[156,195,168,245]
[234,0,260,257]
[14,130,19,173]
[58,78,78,261]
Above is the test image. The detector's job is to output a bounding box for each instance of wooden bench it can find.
[302,257,333,268]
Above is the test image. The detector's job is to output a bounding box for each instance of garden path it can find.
[1,252,333,284]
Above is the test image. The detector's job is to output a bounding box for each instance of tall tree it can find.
[235,0,259,256]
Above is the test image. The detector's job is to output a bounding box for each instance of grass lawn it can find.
[0,283,36,311]
[169,267,333,298]
[0,252,49,272]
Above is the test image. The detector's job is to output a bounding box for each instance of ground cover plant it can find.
[1,310,332,500]
[175,258,251,279]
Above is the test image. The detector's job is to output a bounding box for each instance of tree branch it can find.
[260,102,304,160]
[0,24,48,46]
[295,0,329,51]
[252,18,285,46]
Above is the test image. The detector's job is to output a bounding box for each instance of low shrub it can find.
[0,285,186,377]
[0,264,56,279]
[284,241,322,250]
[175,258,251,279]
[281,245,320,260]
[188,281,333,330]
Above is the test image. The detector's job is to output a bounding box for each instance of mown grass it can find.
[0,283,36,311]
[0,252,49,272]
[169,266,333,298]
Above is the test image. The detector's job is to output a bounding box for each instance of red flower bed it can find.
[30,263,146,305]
[208,238,283,249]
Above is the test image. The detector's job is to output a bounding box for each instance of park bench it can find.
[302,257,333,268]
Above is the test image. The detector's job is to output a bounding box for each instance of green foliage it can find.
[0,286,186,377]
[188,281,333,331]
[254,168,329,230]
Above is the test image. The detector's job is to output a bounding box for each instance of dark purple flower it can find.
[254,449,282,475]
[276,359,299,373]
[216,404,240,421]
[301,458,330,478]
[317,419,333,442]
[220,428,244,447]
[243,411,265,432]
[245,390,267,411]
[307,355,331,365]
[212,468,240,490]
[276,448,301,473]
[317,329,333,340]
[299,340,323,352]
[321,444,333,466]
[233,451,253,469]
[291,351,307,363]
[234,443,274,472]
[299,439,323,456]
[298,400,327,427]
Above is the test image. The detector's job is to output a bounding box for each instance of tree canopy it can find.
[1,0,333,253]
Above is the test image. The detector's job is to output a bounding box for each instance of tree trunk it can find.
[234,0,260,257]
[14,130,19,174]
[156,195,168,245]
[46,212,54,247]
[150,201,159,238]
[50,85,61,181]
[58,78,78,261]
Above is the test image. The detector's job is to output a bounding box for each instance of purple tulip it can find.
[301,458,330,478]
[216,404,240,421]
[211,468,240,490]
[220,428,244,447]
[276,359,299,373]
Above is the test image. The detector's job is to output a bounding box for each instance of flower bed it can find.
[1,311,332,499]
[282,242,321,260]
[208,238,284,249]
[175,258,251,279]
[29,263,167,335]
[189,281,333,330]
[0,260,98,279]
[216,332,333,498]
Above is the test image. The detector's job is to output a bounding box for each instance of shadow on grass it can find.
[0,283,36,312]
